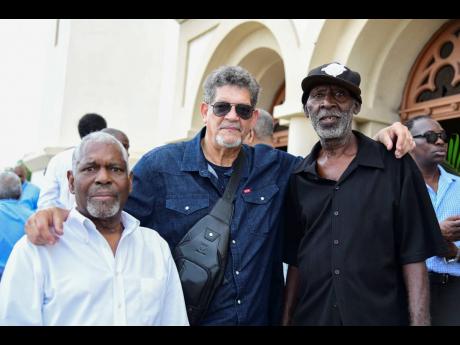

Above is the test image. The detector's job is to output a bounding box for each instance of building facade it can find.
[4,19,458,180]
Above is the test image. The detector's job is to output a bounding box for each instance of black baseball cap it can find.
[301,62,362,106]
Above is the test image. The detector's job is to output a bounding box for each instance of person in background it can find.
[13,163,40,211]
[243,109,274,147]
[406,115,460,325]
[101,128,130,154]
[0,172,33,281]
[37,113,107,210]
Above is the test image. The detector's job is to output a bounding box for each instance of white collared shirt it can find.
[37,148,75,210]
[0,209,189,326]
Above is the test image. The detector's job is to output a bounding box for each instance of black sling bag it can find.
[173,150,245,325]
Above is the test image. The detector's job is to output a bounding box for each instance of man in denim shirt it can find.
[25,65,414,325]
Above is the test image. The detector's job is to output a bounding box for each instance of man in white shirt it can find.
[37,113,108,210]
[0,132,189,326]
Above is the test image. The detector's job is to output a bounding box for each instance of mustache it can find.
[313,108,346,119]
[88,185,118,197]
[218,122,242,131]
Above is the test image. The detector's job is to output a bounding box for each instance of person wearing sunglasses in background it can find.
[25,65,414,325]
[406,115,460,326]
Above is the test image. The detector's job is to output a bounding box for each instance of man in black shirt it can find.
[282,62,448,326]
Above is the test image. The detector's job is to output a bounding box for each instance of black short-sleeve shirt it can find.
[283,131,448,326]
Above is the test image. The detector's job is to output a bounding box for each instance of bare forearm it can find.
[282,265,300,326]
[402,262,430,326]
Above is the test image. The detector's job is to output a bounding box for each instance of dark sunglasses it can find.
[210,102,254,120]
[413,130,449,144]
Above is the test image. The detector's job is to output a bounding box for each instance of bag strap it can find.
[209,149,246,224]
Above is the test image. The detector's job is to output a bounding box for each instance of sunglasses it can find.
[209,102,254,120]
[413,130,449,144]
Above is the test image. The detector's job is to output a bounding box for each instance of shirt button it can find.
[333,239,339,245]
[333,211,339,216]
[185,206,190,211]
[334,269,340,275]
[235,270,240,275]
[118,303,122,309]
[260,196,265,201]
[333,304,338,308]
[208,232,214,237]
[335,186,340,191]
[232,240,236,245]
[237,299,241,305]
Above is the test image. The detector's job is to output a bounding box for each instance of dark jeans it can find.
[429,272,460,326]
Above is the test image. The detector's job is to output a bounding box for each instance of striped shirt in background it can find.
[426,165,460,276]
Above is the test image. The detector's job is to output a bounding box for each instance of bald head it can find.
[0,171,22,200]
[101,128,130,153]
[244,109,274,147]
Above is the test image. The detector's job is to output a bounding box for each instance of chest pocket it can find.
[165,195,209,215]
[242,184,279,236]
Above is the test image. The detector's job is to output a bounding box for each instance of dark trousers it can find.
[429,272,460,326]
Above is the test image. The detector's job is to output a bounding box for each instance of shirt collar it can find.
[438,164,459,184]
[180,126,249,178]
[67,207,140,243]
[294,130,385,175]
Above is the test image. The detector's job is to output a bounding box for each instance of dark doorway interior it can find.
[439,117,460,137]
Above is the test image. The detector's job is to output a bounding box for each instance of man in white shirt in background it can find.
[0,132,189,326]
[37,113,108,210]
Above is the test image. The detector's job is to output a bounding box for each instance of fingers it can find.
[381,131,394,151]
[393,123,413,159]
[36,209,60,245]
[52,208,68,235]
[25,212,55,245]
[25,216,46,245]
[24,208,67,245]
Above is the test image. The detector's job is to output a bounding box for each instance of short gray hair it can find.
[203,65,261,106]
[0,171,22,200]
[254,109,274,140]
[72,132,129,174]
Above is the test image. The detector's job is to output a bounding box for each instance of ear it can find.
[250,108,260,127]
[246,129,255,144]
[304,104,310,118]
[353,102,361,115]
[67,170,75,195]
[128,171,133,194]
[200,102,209,125]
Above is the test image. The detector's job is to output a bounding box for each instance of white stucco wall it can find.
[59,19,180,161]
[0,19,68,170]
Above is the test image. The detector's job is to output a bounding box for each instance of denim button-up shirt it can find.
[124,127,300,325]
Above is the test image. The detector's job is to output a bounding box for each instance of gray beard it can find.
[86,198,120,219]
[310,108,353,140]
[216,134,242,148]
